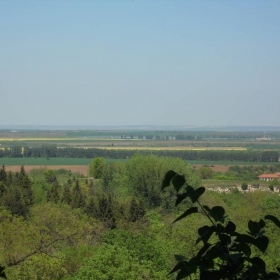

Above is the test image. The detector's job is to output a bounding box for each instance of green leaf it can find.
[253,236,269,252]
[161,170,177,190]
[230,242,251,257]
[258,219,265,229]
[176,268,191,279]
[175,193,189,206]
[209,206,225,222]
[197,242,211,258]
[216,223,225,233]
[234,233,255,244]
[228,253,243,265]
[185,185,195,202]
[175,254,186,262]
[168,261,188,275]
[225,221,236,234]
[199,258,214,271]
[172,174,186,193]
[266,272,280,279]
[173,258,197,280]
[219,233,231,245]
[173,207,198,223]
[234,263,245,276]
[250,257,266,271]
[196,226,215,245]
[0,266,6,279]
[205,243,222,259]
[202,205,211,213]
[256,230,265,238]
[192,187,205,202]
[248,220,259,236]
[265,215,280,228]
[198,225,211,236]
[200,270,223,280]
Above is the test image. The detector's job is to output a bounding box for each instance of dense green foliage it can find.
[0,155,280,279]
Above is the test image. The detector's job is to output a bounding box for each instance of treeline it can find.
[0,165,34,217]
[0,155,199,224]
[0,145,279,162]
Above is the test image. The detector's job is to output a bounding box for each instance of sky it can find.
[1,1,280,127]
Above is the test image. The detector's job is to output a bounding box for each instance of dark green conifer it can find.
[71,180,85,209]
[17,167,34,207]
[6,172,13,187]
[0,165,7,183]
[20,165,25,176]
[97,194,116,229]
[61,185,72,205]
[85,198,96,218]
[0,182,6,197]
[4,187,27,217]
[47,182,60,204]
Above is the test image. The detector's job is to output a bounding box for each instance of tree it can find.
[96,193,116,229]
[125,154,201,208]
[61,185,72,205]
[129,197,146,222]
[101,161,125,188]
[89,157,106,179]
[71,180,85,209]
[44,170,58,184]
[162,170,280,279]
[0,165,7,183]
[47,182,60,204]
[85,198,96,218]
[3,187,28,217]
[197,166,213,179]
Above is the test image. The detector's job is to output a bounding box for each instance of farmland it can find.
[0,129,280,175]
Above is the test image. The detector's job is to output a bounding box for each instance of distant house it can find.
[258,174,280,181]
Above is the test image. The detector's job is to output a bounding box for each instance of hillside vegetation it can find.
[0,155,279,279]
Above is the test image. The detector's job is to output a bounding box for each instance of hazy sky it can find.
[1,1,280,126]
